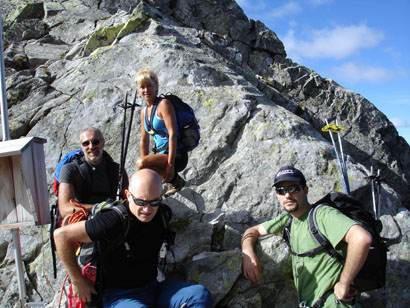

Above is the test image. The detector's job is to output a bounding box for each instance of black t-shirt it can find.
[59,155,128,204]
[85,204,171,289]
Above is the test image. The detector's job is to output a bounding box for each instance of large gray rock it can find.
[1,0,410,307]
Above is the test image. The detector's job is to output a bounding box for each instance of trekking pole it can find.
[368,166,383,220]
[116,90,139,199]
[336,119,348,179]
[120,93,128,170]
[376,168,382,220]
[369,166,378,219]
[116,93,128,200]
[322,120,350,194]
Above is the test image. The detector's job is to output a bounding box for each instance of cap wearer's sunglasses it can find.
[130,192,162,207]
[275,185,302,195]
[81,139,101,147]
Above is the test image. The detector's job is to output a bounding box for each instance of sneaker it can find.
[164,174,186,197]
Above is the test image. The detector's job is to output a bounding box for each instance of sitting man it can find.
[241,166,372,308]
[54,168,213,308]
[58,127,128,218]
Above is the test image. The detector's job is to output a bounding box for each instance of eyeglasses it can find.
[130,192,162,207]
[81,139,101,147]
[275,185,303,195]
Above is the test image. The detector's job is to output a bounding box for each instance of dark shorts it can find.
[174,148,188,172]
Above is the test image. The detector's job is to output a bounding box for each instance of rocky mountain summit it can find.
[1,0,409,307]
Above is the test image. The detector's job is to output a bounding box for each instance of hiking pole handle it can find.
[122,90,138,164]
[370,166,378,219]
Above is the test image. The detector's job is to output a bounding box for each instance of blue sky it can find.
[237,0,410,145]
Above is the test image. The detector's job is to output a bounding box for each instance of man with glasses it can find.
[54,169,213,308]
[58,127,128,218]
[241,166,372,308]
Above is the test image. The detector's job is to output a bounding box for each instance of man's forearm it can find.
[241,225,265,284]
[54,230,83,283]
[241,227,260,252]
[339,225,372,286]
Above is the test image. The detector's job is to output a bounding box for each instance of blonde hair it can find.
[135,69,159,96]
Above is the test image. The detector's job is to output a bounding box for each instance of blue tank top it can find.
[144,104,181,154]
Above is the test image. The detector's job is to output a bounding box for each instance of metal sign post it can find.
[0,11,27,308]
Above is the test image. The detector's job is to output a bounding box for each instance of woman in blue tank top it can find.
[135,69,188,196]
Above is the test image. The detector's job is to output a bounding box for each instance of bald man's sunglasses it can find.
[130,192,162,207]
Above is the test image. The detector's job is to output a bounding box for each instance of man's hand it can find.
[72,276,97,303]
[334,282,358,302]
[241,224,267,284]
[334,224,371,302]
[242,249,261,284]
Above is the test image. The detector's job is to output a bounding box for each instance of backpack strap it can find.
[145,98,170,153]
[72,154,92,201]
[158,204,176,270]
[283,213,329,258]
[89,202,130,307]
[49,202,59,279]
[308,204,345,263]
[311,289,334,308]
[74,151,121,201]
[102,151,122,199]
[145,98,167,137]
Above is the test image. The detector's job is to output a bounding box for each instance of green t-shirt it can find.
[263,206,357,307]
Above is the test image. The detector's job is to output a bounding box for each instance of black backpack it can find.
[145,93,200,152]
[68,200,175,307]
[77,200,131,268]
[283,192,387,293]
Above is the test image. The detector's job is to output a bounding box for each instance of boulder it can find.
[1,0,409,307]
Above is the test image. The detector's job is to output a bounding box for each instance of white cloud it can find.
[308,0,333,5]
[394,97,410,104]
[391,118,409,128]
[283,24,384,60]
[267,1,301,19]
[236,0,266,11]
[331,62,395,83]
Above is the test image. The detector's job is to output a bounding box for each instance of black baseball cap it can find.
[273,166,306,187]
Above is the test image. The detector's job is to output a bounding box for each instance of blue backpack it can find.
[145,93,200,152]
[53,149,84,195]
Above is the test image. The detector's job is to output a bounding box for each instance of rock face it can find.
[1,1,410,307]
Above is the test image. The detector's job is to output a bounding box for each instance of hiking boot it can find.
[164,174,185,197]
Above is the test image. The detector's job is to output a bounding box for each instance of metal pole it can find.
[335,119,350,194]
[325,120,350,194]
[1,11,27,308]
[0,9,10,141]
[11,229,27,307]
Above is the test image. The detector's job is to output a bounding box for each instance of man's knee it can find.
[184,284,213,307]
[136,157,144,169]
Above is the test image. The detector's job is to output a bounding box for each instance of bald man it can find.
[54,169,212,308]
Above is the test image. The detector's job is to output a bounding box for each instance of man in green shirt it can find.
[241,166,372,307]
